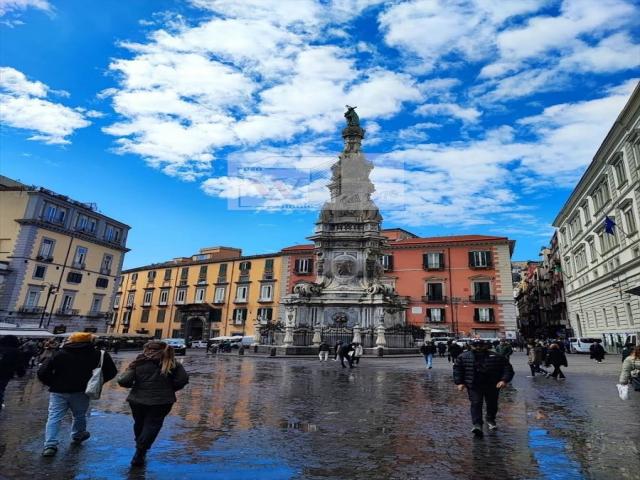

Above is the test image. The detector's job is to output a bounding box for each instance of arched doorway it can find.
[186,316,206,341]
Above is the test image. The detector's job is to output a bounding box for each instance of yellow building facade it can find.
[0,176,130,332]
[112,247,283,340]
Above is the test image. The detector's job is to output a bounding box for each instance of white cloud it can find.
[0,67,90,144]
[0,0,51,16]
[415,102,481,122]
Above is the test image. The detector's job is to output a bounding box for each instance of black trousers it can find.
[467,385,500,426]
[339,354,353,368]
[550,366,566,378]
[129,402,173,450]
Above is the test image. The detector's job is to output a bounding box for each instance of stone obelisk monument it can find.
[282,106,407,345]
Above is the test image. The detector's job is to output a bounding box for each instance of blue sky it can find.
[1,0,639,269]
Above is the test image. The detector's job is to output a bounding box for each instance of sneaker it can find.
[428,366,432,369]
[471,425,484,437]
[42,446,57,457]
[487,421,497,431]
[71,431,90,445]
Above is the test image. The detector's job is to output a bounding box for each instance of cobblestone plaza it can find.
[0,351,638,480]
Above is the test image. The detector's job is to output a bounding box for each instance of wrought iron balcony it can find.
[421,295,448,304]
[469,294,496,303]
[18,305,45,314]
[56,308,79,316]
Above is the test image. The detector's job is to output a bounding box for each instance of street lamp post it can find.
[39,284,58,329]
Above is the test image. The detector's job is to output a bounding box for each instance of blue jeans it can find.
[424,354,433,368]
[44,392,90,448]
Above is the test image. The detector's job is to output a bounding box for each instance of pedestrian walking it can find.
[353,343,363,365]
[621,342,634,362]
[37,332,117,457]
[437,342,446,358]
[37,339,58,366]
[545,343,568,380]
[112,340,121,355]
[117,341,189,467]
[527,342,549,377]
[20,339,38,369]
[318,341,330,361]
[453,339,514,437]
[618,345,640,393]
[590,341,606,363]
[333,340,343,361]
[338,343,354,368]
[448,341,462,363]
[0,335,26,410]
[495,339,513,360]
[420,341,436,369]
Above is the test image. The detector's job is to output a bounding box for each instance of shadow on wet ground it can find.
[0,352,638,479]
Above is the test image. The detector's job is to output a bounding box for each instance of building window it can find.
[260,284,273,301]
[105,224,122,243]
[143,290,153,306]
[157,309,166,323]
[171,329,181,338]
[427,308,445,323]
[147,270,156,282]
[101,254,113,274]
[469,251,492,268]
[96,277,109,289]
[211,309,222,323]
[587,239,597,263]
[257,307,273,323]
[591,179,610,211]
[131,273,138,284]
[235,285,248,302]
[25,288,41,307]
[76,214,97,233]
[381,255,394,271]
[599,228,618,252]
[214,286,226,304]
[218,263,228,279]
[239,261,252,272]
[426,283,444,301]
[140,309,150,323]
[66,271,83,284]
[474,308,495,323]
[73,246,88,268]
[38,238,55,259]
[126,292,135,307]
[33,265,46,279]
[233,308,248,325]
[295,258,313,274]
[568,214,582,238]
[180,267,189,285]
[113,294,121,309]
[159,289,169,305]
[423,252,444,270]
[198,265,208,283]
[90,295,103,313]
[623,206,637,234]
[581,201,591,225]
[471,281,491,301]
[265,258,274,271]
[574,248,587,271]
[163,269,172,281]
[175,288,186,304]
[195,287,206,303]
[60,292,75,312]
[613,157,628,186]
[154,328,163,338]
[43,203,66,224]
[626,303,635,325]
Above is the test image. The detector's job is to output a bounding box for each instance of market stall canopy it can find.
[0,328,54,338]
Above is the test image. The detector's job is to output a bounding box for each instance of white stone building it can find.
[553,83,640,350]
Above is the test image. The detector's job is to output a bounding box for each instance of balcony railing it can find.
[18,305,45,314]
[421,295,448,304]
[423,264,444,271]
[469,295,496,303]
[56,308,79,316]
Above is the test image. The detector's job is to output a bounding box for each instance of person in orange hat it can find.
[37,332,117,457]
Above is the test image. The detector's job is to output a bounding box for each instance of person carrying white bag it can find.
[618,344,640,400]
[37,332,117,457]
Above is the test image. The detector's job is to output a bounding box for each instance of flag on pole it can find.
[604,216,616,235]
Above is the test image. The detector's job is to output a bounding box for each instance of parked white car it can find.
[191,340,208,348]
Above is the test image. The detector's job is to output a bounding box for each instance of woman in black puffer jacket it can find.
[118,341,189,467]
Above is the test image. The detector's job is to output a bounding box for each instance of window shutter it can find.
[246,261,251,270]
[232,308,237,320]
[486,252,493,267]
[266,308,273,320]
[211,309,221,322]
[423,254,429,268]
[294,259,300,273]
[440,308,445,321]
[474,308,479,322]
[489,308,495,322]
[309,259,314,273]
[242,309,248,321]
[387,255,394,271]
[426,309,432,320]
[468,252,475,267]
[439,253,444,269]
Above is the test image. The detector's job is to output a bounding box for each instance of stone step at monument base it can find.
[252,345,419,356]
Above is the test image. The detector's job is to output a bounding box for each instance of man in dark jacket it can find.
[37,332,117,457]
[496,340,513,360]
[338,343,354,368]
[0,335,26,409]
[590,341,606,363]
[448,341,462,363]
[453,339,514,437]
[420,341,437,369]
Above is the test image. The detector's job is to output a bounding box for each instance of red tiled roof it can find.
[391,234,509,245]
[280,244,314,251]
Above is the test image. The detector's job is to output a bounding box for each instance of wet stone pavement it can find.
[0,351,638,480]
